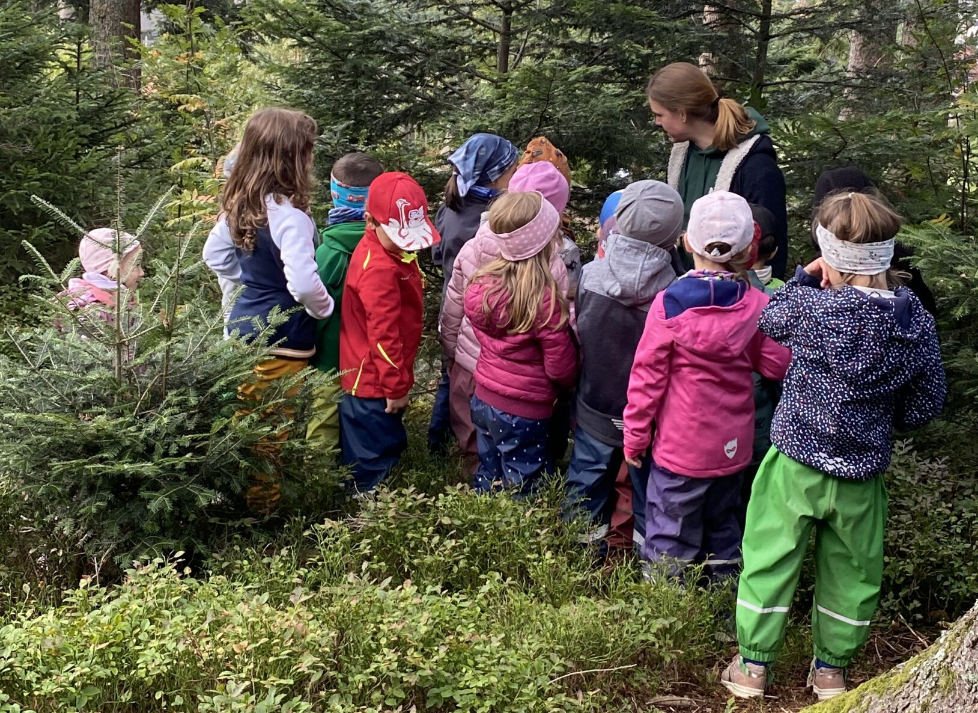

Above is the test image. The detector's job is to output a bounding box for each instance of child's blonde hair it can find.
[222,108,318,253]
[472,192,568,334]
[646,62,755,152]
[814,190,905,287]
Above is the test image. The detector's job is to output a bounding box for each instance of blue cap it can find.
[599,190,624,228]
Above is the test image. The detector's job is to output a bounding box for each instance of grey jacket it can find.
[575,233,678,446]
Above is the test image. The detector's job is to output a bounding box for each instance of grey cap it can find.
[614,180,684,249]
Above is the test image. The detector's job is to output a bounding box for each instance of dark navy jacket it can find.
[761,267,946,480]
[231,225,316,356]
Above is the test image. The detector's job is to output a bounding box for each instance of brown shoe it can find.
[720,656,769,699]
[807,660,847,701]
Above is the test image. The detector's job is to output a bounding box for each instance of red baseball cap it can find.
[366,172,441,252]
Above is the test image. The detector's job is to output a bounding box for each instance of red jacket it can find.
[464,279,578,420]
[340,229,424,399]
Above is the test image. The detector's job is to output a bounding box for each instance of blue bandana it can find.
[448,133,518,198]
[330,174,370,210]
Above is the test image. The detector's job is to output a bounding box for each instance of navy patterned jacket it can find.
[760,267,946,480]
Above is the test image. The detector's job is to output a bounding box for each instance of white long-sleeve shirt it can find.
[201,196,333,321]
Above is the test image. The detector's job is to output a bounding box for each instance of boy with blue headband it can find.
[307,152,384,454]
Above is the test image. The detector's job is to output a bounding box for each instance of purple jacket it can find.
[624,277,791,477]
[464,279,578,419]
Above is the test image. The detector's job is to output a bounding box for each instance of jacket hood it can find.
[320,220,365,254]
[657,280,767,358]
[821,285,933,391]
[582,234,677,309]
[743,107,770,139]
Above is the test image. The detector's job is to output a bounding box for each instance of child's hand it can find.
[386,395,410,414]
[803,257,832,288]
[625,456,642,468]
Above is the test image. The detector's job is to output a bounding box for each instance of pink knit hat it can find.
[492,191,561,261]
[508,162,570,213]
[79,228,141,277]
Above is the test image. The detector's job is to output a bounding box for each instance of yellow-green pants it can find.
[736,448,887,668]
[237,356,308,514]
[306,380,342,457]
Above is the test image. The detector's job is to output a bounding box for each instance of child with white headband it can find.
[723,190,946,702]
[463,190,577,494]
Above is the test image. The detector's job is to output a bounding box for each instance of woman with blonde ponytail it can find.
[646,62,788,278]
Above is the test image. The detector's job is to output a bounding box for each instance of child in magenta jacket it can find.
[623,191,791,581]
[441,161,570,473]
[463,190,578,493]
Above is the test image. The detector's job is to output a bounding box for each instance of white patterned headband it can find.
[816,223,894,275]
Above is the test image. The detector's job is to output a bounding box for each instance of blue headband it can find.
[330,174,370,210]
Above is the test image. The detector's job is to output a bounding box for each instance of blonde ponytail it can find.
[713,98,756,152]
[646,62,756,151]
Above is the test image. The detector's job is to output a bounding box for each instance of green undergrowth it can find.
[0,481,723,712]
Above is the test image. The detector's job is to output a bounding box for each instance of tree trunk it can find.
[699,4,739,84]
[802,600,978,713]
[90,0,141,89]
[751,0,773,89]
[497,2,512,75]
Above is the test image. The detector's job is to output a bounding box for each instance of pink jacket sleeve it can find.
[748,331,792,381]
[623,310,673,461]
[440,255,467,358]
[538,295,578,389]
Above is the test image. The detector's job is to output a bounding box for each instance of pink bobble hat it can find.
[508,161,570,213]
[492,191,561,261]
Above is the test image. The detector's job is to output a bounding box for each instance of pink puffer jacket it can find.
[464,279,578,420]
[441,222,568,374]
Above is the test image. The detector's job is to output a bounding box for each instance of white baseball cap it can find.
[686,191,754,262]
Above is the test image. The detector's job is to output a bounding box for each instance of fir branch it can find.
[29,196,87,237]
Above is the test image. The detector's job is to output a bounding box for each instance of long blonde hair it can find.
[646,62,755,152]
[221,108,318,253]
[471,192,568,334]
[814,190,905,287]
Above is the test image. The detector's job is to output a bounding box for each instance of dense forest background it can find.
[0,0,977,710]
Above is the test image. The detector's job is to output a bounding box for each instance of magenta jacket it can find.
[464,279,578,420]
[623,282,790,477]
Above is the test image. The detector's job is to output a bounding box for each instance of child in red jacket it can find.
[463,191,578,494]
[339,172,440,492]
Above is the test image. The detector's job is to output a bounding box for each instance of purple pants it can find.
[643,462,744,581]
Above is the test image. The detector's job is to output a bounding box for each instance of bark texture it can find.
[803,599,978,713]
[90,0,141,88]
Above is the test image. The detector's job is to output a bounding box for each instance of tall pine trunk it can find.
[90,0,141,89]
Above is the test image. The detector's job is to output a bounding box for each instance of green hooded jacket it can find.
[311,220,365,374]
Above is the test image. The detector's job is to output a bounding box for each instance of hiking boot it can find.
[807,660,847,701]
[720,656,769,699]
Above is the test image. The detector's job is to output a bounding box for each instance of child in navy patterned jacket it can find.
[723,190,946,703]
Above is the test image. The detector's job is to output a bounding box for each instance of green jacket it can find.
[311,220,365,374]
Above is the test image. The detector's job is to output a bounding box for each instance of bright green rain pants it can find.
[736,448,887,668]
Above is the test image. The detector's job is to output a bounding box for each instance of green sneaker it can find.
[721,656,769,699]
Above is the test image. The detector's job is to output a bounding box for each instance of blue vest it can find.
[229,225,315,354]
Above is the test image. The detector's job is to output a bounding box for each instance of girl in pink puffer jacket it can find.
[440,162,570,472]
[463,191,578,493]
